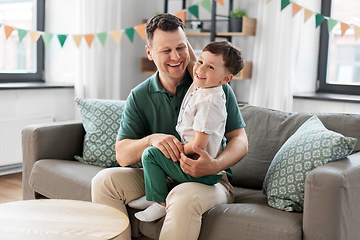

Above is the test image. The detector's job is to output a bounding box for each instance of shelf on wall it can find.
[186,17,256,37]
[140,58,252,80]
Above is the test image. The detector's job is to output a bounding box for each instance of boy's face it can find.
[146,27,190,85]
[193,51,233,88]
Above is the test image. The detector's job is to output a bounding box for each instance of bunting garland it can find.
[2,0,359,49]
[271,0,360,40]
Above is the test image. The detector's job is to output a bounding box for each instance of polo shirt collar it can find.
[149,71,192,93]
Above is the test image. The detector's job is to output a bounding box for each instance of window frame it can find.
[317,0,360,95]
[0,0,45,83]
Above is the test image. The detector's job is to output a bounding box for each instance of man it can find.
[92,13,248,240]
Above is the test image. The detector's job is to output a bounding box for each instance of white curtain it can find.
[75,0,122,100]
[249,0,321,111]
[45,0,122,100]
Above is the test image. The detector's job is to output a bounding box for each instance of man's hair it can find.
[203,41,245,76]
[145,13,185,46]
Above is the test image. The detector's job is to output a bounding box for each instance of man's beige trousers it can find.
[92,167,234,240]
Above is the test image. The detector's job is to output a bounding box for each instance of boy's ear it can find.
[221,74,233,84]
[146,45,153,61]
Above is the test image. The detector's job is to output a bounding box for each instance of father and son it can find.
[92,13,249,240]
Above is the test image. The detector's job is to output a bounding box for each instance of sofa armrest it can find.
[303,151,360,240]
[22,120,85,200]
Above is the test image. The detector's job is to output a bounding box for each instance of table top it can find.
[0,199,129,240]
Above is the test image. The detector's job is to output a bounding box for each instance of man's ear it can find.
[221,74,233,84]
[146,45,153,61]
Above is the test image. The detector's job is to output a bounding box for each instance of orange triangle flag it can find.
[292,3,302,17]
[215,0,224,6]
[304,9,313,23]
[354,26,360,40]
[111,30,123,44]
[4,25,14,39]
[340,23,350,37]
[174,10,186,26]
[72,35,83,48]
[29,31,41,45]
[84,34,95,47]
[135,23,146,41]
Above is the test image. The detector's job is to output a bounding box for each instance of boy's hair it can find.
[203,41,245,76]
[146,13,185,46]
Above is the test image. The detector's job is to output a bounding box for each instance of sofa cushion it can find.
[262,115,356,212]
[136,187,303,240]
[75,98,126,167]
[29,159,104,201]
[231,104,360,190]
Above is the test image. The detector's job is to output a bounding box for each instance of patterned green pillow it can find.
[75,98,142,168]
[262,115,357,212]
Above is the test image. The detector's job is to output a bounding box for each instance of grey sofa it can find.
[22,104,360,240]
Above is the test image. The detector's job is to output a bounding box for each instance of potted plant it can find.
[229,8,247,32]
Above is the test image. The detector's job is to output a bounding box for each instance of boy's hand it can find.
[179,146,220,178]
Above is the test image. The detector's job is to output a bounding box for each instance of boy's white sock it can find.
[134,202,166,222]
[128,196,154,210]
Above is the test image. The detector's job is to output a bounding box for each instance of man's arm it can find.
[116,134,184,167]
[179,127,248,177]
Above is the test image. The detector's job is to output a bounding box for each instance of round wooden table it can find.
[0,199,129,240]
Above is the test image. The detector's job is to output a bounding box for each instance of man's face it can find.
[146,27,190,85]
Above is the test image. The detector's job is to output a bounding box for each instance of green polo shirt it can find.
[118,71,246,181]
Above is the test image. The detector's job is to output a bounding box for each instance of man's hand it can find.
[149,134,184,162]
[179,145,220,178]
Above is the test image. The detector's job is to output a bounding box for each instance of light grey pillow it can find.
[75,98,142,168]
[262,115,357,212]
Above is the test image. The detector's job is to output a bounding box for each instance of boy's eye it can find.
[209,65,214,70]
[198,60,203,64]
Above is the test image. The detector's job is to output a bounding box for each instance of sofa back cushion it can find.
[231,104,360,189]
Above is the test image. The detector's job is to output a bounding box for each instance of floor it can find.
[0,173,22,204]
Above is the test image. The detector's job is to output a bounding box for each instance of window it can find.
[317,0,360,95]
[0,0,44,83]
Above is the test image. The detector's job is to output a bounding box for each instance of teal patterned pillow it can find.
[75,98,142,168]
[262,115,357,212]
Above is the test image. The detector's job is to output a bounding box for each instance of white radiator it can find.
[0,116,54,168]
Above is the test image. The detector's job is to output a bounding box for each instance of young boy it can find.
[129,41,245,222]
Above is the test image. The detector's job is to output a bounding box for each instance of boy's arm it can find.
[186,40,197,79]
[183,131,209,156]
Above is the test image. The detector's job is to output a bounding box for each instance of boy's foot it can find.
[128,196,154,210]
[134,202,166,222]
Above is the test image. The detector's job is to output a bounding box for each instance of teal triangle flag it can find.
[97,32,107,46]
[188,4,199,19]
[18,29,28,42]
[315,14,325,28]
[58,34,68,47]
[125,28,135,42]
[327,18,338,33]
[42,32,53,47]
[200,0,211,13]
[281,0,290,10]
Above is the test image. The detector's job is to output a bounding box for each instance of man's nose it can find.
[170,50,180,60]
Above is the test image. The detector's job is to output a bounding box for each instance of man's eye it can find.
[163,50,171,53]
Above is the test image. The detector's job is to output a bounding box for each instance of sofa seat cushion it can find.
[135,187,303,240]
[29,159,105,201]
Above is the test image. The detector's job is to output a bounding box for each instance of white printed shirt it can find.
[176,83,227,158]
